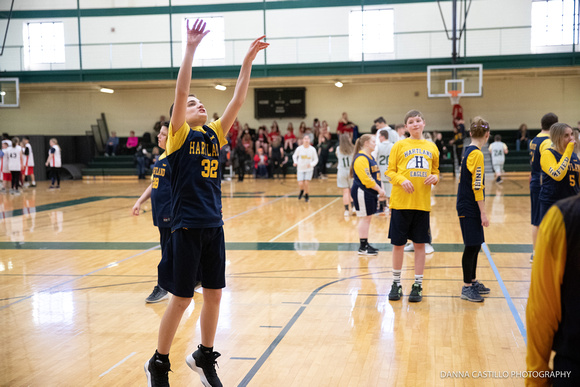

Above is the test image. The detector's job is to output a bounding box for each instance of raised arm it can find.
[220,36,269,135]
[170,19,210,135]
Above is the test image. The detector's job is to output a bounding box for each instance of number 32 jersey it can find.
[167,119,227,230]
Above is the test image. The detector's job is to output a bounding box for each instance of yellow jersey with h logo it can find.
[387,138,440,212]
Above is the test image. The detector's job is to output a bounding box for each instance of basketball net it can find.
[449,90,461,106]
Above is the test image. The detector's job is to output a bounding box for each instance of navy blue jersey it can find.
[166,120,227,230]
[150,153,172,228]
[539,148,580,206]
[457,145,485,218]
[529,133,551,189]
[352,151,381,196]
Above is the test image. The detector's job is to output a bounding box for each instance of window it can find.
[349,9,394,61]
[23,22,65,68]
[182,16,225,62]
[531,0,579,48]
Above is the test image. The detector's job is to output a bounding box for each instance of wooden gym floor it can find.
[0,174,532,386]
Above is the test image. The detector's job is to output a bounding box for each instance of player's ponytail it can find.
[470,117,490,138]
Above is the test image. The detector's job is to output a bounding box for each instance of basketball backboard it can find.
[427,64,482,100]
[0,78,19,108]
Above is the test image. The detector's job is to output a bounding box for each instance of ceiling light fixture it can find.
[100,88,114,94]
[334,81,343,88]
[215,84,227,91]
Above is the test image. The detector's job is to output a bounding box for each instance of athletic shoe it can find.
[146,285,168,303]
[186,345,223,387]
[298,191,303,200]
[530,253,534,263]
[388,282,402,301]
[49,185,56,189]
[358,244,379,256]
[425,243,435,254]
[497,177,503,184]
[344,210,350,217]
[472,280,490,295]
[351,206,357,214]
[403,242,414,252]
[31,183,36,187]
[304,195,309,203]
[461,285,484,302]
[145,355,171,387]
[408,283,423,302]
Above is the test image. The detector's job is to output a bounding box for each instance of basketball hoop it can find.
[449,90,461,105]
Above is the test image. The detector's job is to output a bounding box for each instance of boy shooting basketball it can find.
[144,19,267,387]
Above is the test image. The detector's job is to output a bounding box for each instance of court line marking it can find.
[0,245,160,312]
[268,197,341,242]
[482,242,527,343]
[238,273,377,387]
[99,352,137,377]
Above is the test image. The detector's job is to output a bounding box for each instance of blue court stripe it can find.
[482,243,527,343]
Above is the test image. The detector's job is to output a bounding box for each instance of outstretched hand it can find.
[186,19,210,48]
[245,36,269,62]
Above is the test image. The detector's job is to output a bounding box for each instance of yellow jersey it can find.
[387,138,440,212]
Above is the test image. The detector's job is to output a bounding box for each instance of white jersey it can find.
[373,126,399,159]
[292,145,318,173]
[23,143,35,167]
[335,146,354,173]
[1,149,9,173]
[48,145,62,168]
[375,141,393,182]
[488,141,507,164]
[7,145,22,171]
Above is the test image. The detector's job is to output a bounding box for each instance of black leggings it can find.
[461,245,480,284]
[49,167,61,186]
[11,171,21,190]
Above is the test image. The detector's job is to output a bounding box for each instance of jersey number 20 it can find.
[201,159,219,178]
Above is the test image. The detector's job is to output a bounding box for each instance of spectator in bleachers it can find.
[125,130,139,154]
[229,118,240,148]
[268,121,281,143]
[284,122,297,151]
[312,118,321,139]
[297,121,308,146]
[337,112,357,141]
[242,123,257,141]
[516,123,530,151]
[253,147,268,178]
[105,131,119,156]
[256,126,270,155]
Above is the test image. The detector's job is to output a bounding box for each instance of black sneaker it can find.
[388,283,402,301]
[145,355,171,387]
[472,281,490,295]
[186,345,223,387]
[304,194,309,203]
[146,285,169,303]
[358,244,378,256]
[298,191,303,200]
[408,283,423,302]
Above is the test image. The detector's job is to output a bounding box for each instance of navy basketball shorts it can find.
[158,227,172,261]
[351,185,378,217]
[530,186,542,226]
[158,227,226,298]
[388,209,431,246]
[459,216,485,246]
